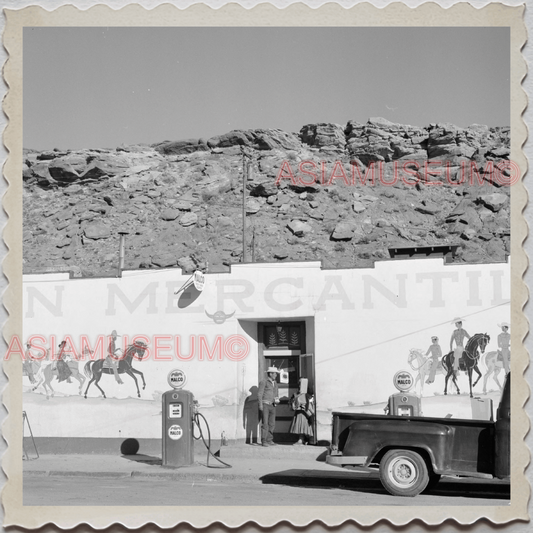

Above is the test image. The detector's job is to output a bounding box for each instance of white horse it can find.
[482,350,506,394]
[408,348,446,395]
[32,359,86,398]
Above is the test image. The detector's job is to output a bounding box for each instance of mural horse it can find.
[482,350,507,394]
[407,348,446,394]
[23,360,39,384]
[83,342,147,399]
[31,359,87,398]
[443,333,490,398]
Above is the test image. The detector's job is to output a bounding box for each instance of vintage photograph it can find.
[1,2,529,529]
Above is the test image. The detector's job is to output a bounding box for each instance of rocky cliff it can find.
[23,118,510,277]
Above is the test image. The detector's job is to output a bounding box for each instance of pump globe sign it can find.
[393,370,414,392]
[168,368,187,390]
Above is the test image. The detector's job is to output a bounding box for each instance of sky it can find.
[23,27,510,151]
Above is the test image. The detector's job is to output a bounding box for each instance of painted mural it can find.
[21,257,511,442]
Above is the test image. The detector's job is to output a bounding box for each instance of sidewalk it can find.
[23,443,376,484]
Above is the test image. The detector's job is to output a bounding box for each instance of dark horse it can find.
[83,342,147,399]
[442,333,490,398]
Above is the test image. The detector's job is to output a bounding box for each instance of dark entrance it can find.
[258,321,315,443]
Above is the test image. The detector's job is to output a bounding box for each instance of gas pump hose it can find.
[193,412,232,468]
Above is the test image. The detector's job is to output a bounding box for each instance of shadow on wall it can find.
[243,386,259,444]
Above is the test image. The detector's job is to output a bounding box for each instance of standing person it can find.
[56,340,73,383]
[107,330,124,385]
[425,336,442,384]
[450,318,471,376]
[23,342,36,384]
[290,378,315,445]
[497,322,511,375]
[257,366,280,447]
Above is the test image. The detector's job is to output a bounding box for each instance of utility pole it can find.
[251,226,256,263]
[242,152,248,263]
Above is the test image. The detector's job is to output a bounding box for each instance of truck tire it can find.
[379,450,429,497]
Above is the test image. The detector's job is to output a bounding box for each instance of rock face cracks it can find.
[23,118,510,276]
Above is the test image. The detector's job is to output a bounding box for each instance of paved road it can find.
[24,474,510,506]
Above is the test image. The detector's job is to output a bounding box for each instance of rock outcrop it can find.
[22,119,511,276]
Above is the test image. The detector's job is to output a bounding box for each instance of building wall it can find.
[22,258,510,443]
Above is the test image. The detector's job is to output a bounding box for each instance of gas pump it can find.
[162,368,232,469]
[387,370,422,417]
[162,369,195,467]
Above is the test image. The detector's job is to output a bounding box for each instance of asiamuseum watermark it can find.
[275,159,520,187]
[7,334,250,362]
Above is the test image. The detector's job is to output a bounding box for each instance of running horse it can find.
[443,333,490,398]
[83,341,148,399]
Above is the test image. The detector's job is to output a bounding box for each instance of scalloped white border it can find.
[1,1,530,530]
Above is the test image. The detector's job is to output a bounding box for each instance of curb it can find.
[24,468,261,483]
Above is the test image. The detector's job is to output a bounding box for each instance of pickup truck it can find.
[326,373,510,497]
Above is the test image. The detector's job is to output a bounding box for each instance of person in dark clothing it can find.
[56,341,73,383]
[257,367,280,447]
[290,378,315,445]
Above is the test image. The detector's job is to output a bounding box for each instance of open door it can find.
[299,352,316,443]
[258,321,314,443]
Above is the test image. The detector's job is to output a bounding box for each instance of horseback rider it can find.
[107,330,124,385]
[497,322,510,375]
[450,318,471,376]
[23,342,36,384]
[425,336,442,384]
[57,340,73,383]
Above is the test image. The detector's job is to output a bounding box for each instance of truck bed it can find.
[331,411,495,476]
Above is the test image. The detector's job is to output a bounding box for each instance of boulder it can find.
[331,221,355,241]
[367,117,397,129]
[84,223,112,240]
[175,200,193,211]
[56,237,72,248]
[207,130,254,148]
[274,251,289,259]
[48,159,80,182]
[177,255,197,272]
[152,253,177,268]
[161,208,180,221]
[287,219,312,237]
[249,180,279,198]
[245,198,261,214]
[217,215,234,228]
[179,212,198,227]
[253,129,302,151]
[299,123,345,149]
[479,193,508,212]
[82,154,130,178]
[352,201,366,213]
[153,139,209,155]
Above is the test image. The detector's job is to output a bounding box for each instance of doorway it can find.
[258,321,315,443]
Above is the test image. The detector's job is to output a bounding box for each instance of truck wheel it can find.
[380,450,429,497]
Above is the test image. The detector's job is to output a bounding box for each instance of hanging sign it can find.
[192,270,205,291]
[393,370,414,392]
[167,368,187,390]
